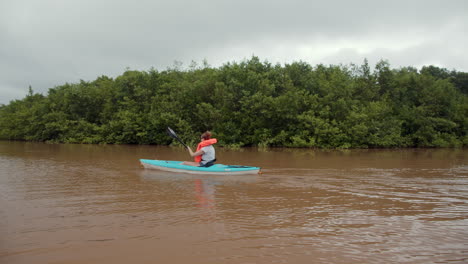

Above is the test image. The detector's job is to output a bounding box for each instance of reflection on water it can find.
[0,141,467,264]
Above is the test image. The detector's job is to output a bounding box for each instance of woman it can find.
[182,131,217,167]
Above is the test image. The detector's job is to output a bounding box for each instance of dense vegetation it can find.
[1,57,467,148]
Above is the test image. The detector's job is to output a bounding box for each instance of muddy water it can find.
[0,141,467,264]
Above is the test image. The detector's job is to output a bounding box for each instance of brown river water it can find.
[0,141,467,264]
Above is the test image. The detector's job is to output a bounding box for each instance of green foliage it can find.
[0,57,467,148]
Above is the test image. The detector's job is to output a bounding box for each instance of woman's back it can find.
[201,145,215,162]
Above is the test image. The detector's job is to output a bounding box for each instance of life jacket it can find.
[194,138,217,162]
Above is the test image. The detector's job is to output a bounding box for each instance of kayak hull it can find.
[140,159,260,175]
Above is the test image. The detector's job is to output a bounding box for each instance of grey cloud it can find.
[1,0,467,104]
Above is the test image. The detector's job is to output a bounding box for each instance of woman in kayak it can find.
[182,131,217,167]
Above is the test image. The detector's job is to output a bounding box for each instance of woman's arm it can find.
[187,147,204,157]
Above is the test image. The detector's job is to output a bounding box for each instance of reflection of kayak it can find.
[140,159,260,175]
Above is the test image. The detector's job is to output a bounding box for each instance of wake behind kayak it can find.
[140,159,261,175]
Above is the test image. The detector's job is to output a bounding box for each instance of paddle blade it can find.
[166,127,187,148]
[167,127,178,139]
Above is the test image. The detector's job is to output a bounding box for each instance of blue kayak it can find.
[140,159,261,175]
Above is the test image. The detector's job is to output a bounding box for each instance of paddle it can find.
[167,127,188,148]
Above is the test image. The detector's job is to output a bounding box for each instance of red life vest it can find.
[194,138,217,162]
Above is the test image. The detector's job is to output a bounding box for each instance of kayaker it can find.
[182,131,217,167]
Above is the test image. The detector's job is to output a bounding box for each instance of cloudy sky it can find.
[1,0,467,104]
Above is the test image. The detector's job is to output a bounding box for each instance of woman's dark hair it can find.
[201,131,212,140]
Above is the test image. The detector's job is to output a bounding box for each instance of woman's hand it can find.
[187,146,194,156]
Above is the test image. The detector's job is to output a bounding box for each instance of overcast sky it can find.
[1,0,467,104]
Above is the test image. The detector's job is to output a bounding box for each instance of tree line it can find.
[1,57,467,148]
